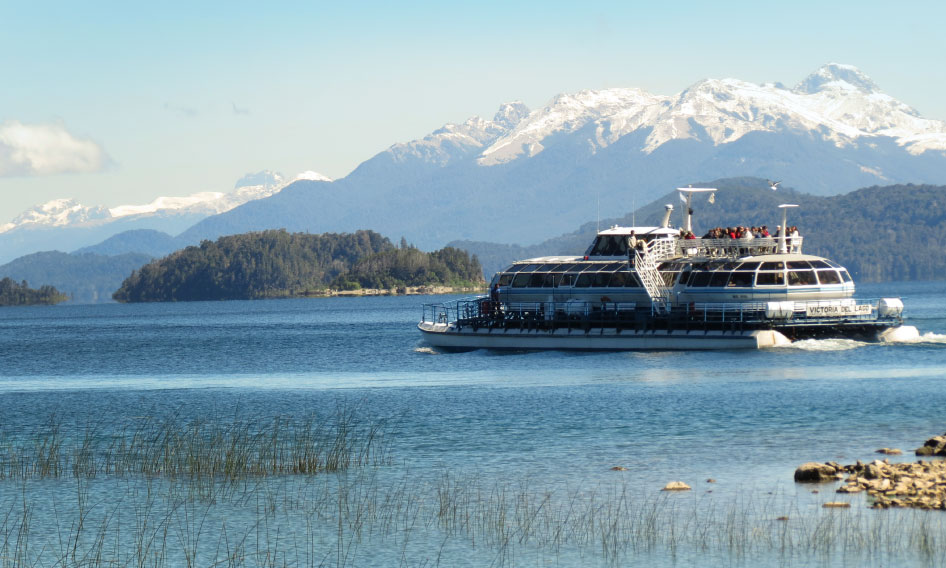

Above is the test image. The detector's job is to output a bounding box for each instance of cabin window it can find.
[709,272,731,287]
[761,261,785,270]
[593,273,611,287]
[518,264,541,272]
[609,272,628,287]
[498,274,513,286]
[816,270,841,284]
[735,262,760,271]
[557,263,579,272]
[756,272,785,286]
[787,270,817,286]
[728,272,754,287]
[512,273,531,287]
[558,274,576,287]
[808,260,832,269]
[528,273,545,287]
[661,272,677,286]
[787,261,812,269]
[839,270,853,283]
[590,236,628,256]
[690,272,713,287]
[542,273,561,287]
[575,274,594,287]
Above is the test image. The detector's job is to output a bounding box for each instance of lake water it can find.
[2,280,946,567]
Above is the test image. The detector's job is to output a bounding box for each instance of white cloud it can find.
[0,121,109,177]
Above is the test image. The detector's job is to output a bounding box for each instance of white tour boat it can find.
[419,188,917,350]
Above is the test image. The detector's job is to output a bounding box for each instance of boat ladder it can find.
[631,248,670,313]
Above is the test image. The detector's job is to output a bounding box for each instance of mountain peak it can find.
[492,101,530,130]
[235,170,285,189]
[794,63,880,95]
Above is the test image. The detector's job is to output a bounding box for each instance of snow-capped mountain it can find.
[6,63,946,265]
[477,63,946,165]
[0,170,331,235]
[386,102,531,166]
[0,199,111,233]
[0,170,332,264]
[192,63,946,250]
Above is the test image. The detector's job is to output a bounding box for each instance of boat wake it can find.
[785,338,867,351]
[893,331,946,345]
[414,346,441,355]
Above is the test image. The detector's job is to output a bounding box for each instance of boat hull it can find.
[418,321,792,351]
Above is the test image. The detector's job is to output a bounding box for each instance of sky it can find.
[1,0,944,223]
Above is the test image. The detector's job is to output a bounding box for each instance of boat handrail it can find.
[672,237,803,259]
[421,296,896,327]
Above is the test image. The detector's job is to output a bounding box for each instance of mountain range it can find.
[3,63,946,275]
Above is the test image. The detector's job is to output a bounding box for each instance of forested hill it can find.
[113,230,484,302]
[452,179,946,282]
[0,277,68,306]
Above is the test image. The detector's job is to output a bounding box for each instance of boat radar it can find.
[676,187,717,233]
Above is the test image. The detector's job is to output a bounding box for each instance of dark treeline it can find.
[332,243,484,290]
[113,230,483,302]
[0,277,68,306]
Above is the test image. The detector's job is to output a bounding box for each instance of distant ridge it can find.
[450,177,946,283]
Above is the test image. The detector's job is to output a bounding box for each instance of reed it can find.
[3,414,946,567]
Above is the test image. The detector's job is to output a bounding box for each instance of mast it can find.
[675,186,717,233]
[778,204,798,254]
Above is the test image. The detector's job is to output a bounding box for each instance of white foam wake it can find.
[785,338,868,351]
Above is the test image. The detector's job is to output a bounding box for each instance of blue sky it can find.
[1,0,943,222]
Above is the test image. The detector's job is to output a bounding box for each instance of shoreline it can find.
[302,285,484,298]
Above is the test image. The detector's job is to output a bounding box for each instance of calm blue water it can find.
[2,280,946,567]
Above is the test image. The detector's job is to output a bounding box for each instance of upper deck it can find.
[587,231,804,262]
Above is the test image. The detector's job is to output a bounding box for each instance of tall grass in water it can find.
[0,408,392,483]
[3,411,946,566]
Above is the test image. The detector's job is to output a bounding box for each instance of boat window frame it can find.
[816,269,842,285]
[787,270,818,286]
[755,271,785,286]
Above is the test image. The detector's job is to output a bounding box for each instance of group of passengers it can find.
[690,225,801,255]
[701,225,774,239]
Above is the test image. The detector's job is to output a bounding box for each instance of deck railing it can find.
[671,237,803,259]
[421,295,896,330]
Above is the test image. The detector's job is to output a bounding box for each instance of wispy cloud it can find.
[0,121,109,177]
[231,102,250,116]
[163,102,199,118]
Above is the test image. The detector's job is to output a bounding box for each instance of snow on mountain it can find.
[473,64,946,165]
[479,89,665,165]
[0,198,110,233]
[0,169,332,234]
[387,101,531,166]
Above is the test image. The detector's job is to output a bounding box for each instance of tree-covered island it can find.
[112,230,484,302]
[0,277,69,306]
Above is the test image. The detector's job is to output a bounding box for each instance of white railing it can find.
[674,237,803,258]
[632,247,669,312]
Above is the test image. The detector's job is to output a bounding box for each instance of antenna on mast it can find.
[675,186,717,233]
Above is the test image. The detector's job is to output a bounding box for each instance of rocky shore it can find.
[795,433,946,510]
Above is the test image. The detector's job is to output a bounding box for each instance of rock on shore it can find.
[915,433,946,457]
[795,458,946,510]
